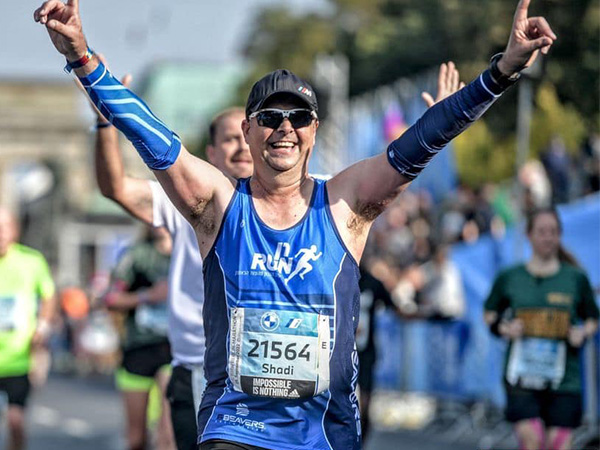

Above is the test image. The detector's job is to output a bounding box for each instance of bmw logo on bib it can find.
[260,311,280,332]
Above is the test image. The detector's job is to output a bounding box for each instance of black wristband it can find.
[489,53,521,90]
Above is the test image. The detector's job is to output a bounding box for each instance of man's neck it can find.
[249,169,315,230]
[527,254,560,277]
[251,168,311,201]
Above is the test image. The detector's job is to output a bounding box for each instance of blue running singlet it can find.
[199,178,362,450]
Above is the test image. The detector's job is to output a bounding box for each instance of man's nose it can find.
[276,118,294,133]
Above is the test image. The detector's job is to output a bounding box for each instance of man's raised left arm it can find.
[329,0,556,227]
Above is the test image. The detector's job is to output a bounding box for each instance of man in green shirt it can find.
[0,207,57,450]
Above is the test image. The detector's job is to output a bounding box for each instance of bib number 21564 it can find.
[228,307,330,399]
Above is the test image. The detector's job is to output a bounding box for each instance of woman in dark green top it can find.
[484,208,599,450]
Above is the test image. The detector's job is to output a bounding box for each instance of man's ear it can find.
[242,119,251,144]
[312,120,319,146]
[206,144,216,165]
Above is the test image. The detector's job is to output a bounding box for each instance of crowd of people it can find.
[0,1,597,450]
[363,131,600,318]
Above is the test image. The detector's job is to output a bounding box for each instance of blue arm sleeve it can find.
[78,61,181,170]
[387,69,508,180]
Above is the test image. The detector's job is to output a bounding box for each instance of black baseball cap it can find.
[245,69,319,117]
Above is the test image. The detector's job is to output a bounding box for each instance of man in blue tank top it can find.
[35,0,556,447]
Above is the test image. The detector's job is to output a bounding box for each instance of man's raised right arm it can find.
[78,66,155,225]
[34,0,232,227]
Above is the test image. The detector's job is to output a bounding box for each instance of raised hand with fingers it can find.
[421,61,465,108]
[498,0,557,77]
[33,0,87,61]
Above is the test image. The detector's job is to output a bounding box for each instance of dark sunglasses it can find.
[249,108,317,129]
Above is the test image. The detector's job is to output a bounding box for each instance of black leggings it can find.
[200,439,269,450]
[167,366,197,450]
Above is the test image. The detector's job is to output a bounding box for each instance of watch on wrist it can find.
[489,53,521,89]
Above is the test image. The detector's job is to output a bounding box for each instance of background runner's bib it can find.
[0,296,19,332]
[135,302,169,336]
[199,178,362,450]
[506,337,567,390]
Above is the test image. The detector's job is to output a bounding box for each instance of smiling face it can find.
[206,110,253,179]
[242,95,318,176]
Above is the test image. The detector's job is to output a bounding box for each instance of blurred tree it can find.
[454,83,586,188]
[454,121,515,187]
[240,0,597,119]
[238,0,598,183]
[530,82,586,156]
[237,9,336,103]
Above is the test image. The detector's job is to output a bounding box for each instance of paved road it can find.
[2,374,496,450]
[366,431,471,450]
[14,374,122,450]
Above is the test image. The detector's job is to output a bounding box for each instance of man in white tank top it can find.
[91,96,252,449]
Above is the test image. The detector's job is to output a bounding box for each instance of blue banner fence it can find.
[374,193,600,418]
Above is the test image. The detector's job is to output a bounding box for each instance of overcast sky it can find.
[2,0,328,80]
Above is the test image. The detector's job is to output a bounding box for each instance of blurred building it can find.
[140,61,246,147]
[0,61,246,286]
[0,80,92,208]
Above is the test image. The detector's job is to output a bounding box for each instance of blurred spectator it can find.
[489,183,515,228]
[61,286,89,322]
[391,265,421,316]
[356,265,397,443]
[519,160,552,211]
[541,135,571,205]
[440,203,465,243]
[417,244,465,320]
[53,286,92,373]
[470,186,495,235]
[580,133,600,194]
[74,272,120,375]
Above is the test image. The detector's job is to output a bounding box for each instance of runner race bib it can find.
[0,296,18,332]
[228,307,330,399]
[135,303,169,336]
[506,337,566,390]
